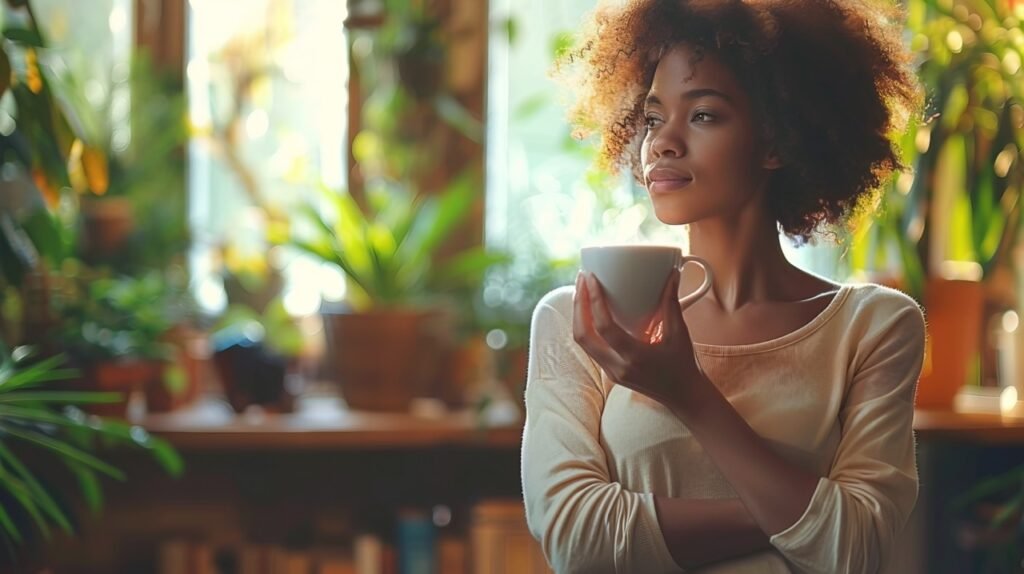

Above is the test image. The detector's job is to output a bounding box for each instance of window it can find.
[186,0,349,317]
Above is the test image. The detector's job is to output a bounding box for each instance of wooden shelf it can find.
[913,408,1024,444]
[139,399,523,451]
[138,396,1024,451]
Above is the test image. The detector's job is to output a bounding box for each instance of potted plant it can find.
[844,0,1024,408]
[0,0,82,348]
[288,172,508,412]
[54,52,190,272]
[0,340,183,559]
[52,267,200,415]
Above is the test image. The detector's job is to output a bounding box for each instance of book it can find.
[436,536,467,574]
[396,510,435,574]
[354,533,382,574]
[470,499,552,574]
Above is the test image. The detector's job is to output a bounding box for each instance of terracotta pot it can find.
[70,360,158,418]
[322,307,455,412]
[145,325,209,413]
[144,361,203,414]
[442,336,494,408]
[917,278,985,409]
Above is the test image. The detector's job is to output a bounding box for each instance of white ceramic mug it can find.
[580,245,713,336]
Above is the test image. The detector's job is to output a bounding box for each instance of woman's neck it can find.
[685,214,798,312]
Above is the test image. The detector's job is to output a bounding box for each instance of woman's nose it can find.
[649,126,686,159]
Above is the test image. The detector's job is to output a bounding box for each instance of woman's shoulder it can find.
[845,282,922,312]
[534,284,577,319]
[841,282,925,336]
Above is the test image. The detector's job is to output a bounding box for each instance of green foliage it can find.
[290,172,509,312]
[950,463,1024,571]
[214,298,304,358]
[0,1,189,289]
[53,51,190,274]
[845,0,1024,301]
[349,0,482,187]
[0,1,79,288]
[53,266,195,363]
[0,341,182,554]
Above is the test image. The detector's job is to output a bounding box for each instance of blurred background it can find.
[0,0,1022,572]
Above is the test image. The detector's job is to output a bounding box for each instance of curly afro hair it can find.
[553,0,924,241]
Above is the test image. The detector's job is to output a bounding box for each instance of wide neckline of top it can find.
[692,283,854,357]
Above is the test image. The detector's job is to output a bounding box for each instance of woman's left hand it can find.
[572,268,703,411]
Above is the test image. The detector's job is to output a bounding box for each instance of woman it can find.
[520,1,927,573]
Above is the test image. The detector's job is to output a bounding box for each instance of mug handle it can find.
[677,255,713,310]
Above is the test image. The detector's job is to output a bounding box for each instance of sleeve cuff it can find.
[769,477,833,551]
[637,493,686,573]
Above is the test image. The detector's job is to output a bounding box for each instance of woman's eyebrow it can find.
[645,88,734,107]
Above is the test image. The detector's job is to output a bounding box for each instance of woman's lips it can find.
[647,177,693,194]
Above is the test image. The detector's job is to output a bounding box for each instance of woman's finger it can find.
[572,274,627,372]
[572,272,590,343]
[585,273,637,353]
[662,268,686,335]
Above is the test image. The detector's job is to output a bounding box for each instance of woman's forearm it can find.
[653,496,771,569]
[669,374,820,536]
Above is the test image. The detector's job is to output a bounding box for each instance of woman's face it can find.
[640,45,777,226]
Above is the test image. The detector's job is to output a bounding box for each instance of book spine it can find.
[396,510,435,574]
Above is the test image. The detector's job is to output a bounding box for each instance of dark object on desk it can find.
[212,325,295,413]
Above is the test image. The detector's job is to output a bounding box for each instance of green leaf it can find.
[3,27,43,47]
[0,405,85,427]
[0,497,23,544]
[0,472,48,539]
[0,443,71,534]
[0,43,10,98]
[0,391,122,405]
[295,204,336,251]
[990,490,1024,530]
[387,195,423,255]
[0,425,125,481]
[162,365,187,395]
[0,354,74,392]
[551,31,575,60]
[501,17,518,46]
[20,208,65,265]
[433,94,483,143]
[938,134,976,263]
[82,419,183,477]
[950,464,1024,511]
[65,461,103,513]
[514,92,550,121]
[407,172,477,271]
[325,187,373,277]
[290,240,373,300]
[434,248,511,287]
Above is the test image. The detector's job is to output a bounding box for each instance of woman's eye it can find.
[644,115,662,129]
[692,111,716,123]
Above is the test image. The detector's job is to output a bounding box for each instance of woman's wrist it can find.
[667,363,718,421]
[654,496,770,568]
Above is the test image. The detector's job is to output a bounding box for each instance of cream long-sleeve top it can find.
[521,282,926,574]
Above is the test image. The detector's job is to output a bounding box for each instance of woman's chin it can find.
[651,207,696,226]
